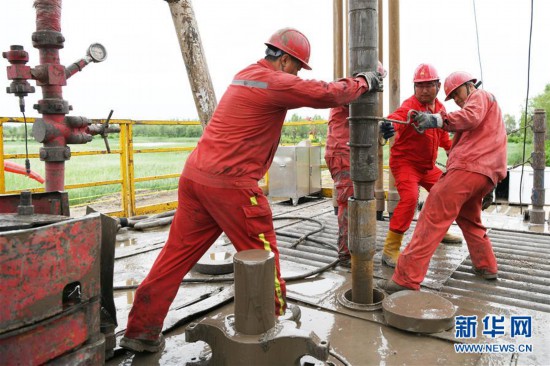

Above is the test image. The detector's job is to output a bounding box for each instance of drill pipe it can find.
[348,0,379,304]
[349,198,377,304]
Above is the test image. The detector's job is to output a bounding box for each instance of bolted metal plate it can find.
[382,290,457,333]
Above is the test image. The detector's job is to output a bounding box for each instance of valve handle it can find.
[102,109,114,153]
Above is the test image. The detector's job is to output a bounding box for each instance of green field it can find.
[2,137,196,205]
[1,137,539,206]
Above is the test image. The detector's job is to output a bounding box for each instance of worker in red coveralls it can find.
[120,27,384,353]
[324,62,387,267]
[378,64,462,268]
[378,71,507,294]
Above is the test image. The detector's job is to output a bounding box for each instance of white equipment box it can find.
[508,166,549,205]
[268,145,322,205]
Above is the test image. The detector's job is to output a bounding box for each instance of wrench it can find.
[373,109,424,134]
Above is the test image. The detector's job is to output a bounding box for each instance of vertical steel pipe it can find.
[530,109,546,225]
[375,0,385,220]
[166,0,217,128]
[332,0,344,215]
[386,0,400,215]
[348,0,379,304]
[348,0,379,200]
[345,0,350,77]
[33,0,67,192]
[333,0,344,80]
[349,197,377,303]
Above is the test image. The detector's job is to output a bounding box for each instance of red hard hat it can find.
[265,28,312,70]
[444,71,477,101]
[413,63,439,83]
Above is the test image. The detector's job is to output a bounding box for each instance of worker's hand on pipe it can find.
[355,71,384,92]
[379,121,395,139]
[412,111,443,131]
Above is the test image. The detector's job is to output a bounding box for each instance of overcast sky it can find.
[1,0,549,122]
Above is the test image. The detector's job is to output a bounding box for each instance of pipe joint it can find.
[348,198,377,260]
[32,30,65,49]
[34,98,71,114]
[32,64,67,86]
[39,146,71,162]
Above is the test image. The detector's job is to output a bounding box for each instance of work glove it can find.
[379,121,395,139]
[355,71,384,92]
[482,189,494,210]
[412,111,443,132]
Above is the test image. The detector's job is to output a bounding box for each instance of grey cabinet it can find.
[268,146,321,205]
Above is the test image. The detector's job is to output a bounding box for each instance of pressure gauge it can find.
[87,43,107,63]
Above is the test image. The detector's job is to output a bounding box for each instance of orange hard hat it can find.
[265,28,312,70]
[444,71,477,101]
[413,63,439,83]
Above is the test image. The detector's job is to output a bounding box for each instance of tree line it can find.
[2,114,327,142]
[4,84,550,156]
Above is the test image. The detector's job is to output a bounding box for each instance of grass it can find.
[507,142,533,167]
[2,137,539,206]
[2,137,195,205]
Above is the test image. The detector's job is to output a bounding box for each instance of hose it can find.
[273,216,326,247]
[133,216,173,230]
[113,257,339,291]
[112,215,338,291]
[118,210,176,230]
[329,348,351,366]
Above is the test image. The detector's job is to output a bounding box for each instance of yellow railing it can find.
[1,117,331,217]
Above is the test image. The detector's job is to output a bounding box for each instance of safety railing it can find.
[1,117,331,217]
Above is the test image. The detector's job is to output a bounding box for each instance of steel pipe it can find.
[348,0,379,304]
[375,0,385,220]
[333,0,344,80]
[386,0,400,215]
[33,0,66,191]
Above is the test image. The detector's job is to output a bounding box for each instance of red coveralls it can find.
[393,89,508,289]
[388,96,452,234]
[324,105,353,261]
[125,59,370,341]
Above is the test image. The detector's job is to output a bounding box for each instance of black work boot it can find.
[472,266,498,280]
[120,334,165,353]
[377,279,412,294]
